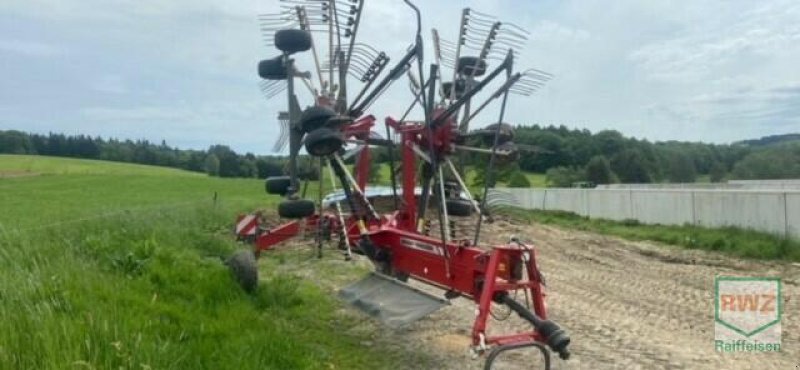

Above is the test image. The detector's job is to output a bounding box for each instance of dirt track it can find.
[265,215,799,369]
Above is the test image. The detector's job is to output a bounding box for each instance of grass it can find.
[0,155,420,369]
[499,208,800,262]
[0,154,202,177]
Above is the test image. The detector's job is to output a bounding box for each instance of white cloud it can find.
[1,0,799,151]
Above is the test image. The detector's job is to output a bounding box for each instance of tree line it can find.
[0,130,305,179]
[504,125,799,186]
[1,128,797,186]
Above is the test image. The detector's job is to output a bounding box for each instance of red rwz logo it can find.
[714,277,781,352]
[718,293,777,313]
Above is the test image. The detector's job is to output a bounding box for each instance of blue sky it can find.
[1,0,799,154]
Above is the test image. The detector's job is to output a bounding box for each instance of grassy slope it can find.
[0,155,417,369]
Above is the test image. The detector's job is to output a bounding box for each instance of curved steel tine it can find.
[352,42,379,54]
[350,48,378,60]
[264,85,288,100]
[465,7,498,20]
[522,74,552,83]
[259,79,281,89]
[346,56,372,71]
[523,68,554,78]
[500,21,531,36]
[510,86,537,95]
[261,81,286,95]
[497,33,527,46]
[349,48,378,61]
[497,25,529,41]
[349,64,369,77]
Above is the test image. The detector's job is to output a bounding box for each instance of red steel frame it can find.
[236,112,551,353]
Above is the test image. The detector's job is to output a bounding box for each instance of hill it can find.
[0,155,419,369]
[736,133,800,147]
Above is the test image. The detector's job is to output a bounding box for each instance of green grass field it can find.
[0,155,421,369]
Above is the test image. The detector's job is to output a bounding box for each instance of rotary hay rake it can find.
[230,1,570,368]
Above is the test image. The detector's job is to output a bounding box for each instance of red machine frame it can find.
[236,111,570,361]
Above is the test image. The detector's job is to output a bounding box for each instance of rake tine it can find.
[259,80,281,93]
[272,112,291,153]
[264,84,288,100]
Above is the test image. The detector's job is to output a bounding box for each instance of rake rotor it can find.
[240,2,571,369]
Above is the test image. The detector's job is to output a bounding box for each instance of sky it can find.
[1,0,799,154]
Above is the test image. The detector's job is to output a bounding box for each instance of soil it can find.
[258,211,799,370]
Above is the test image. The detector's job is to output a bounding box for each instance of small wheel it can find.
[265,176,292,195]
[304,127,344,157]
[274,29,312,54]
[278,198,315,219]
[442,79,468,99]
[258,56,287,80]
[226,249,258,293]
[476,122,515,145]
[493,141,520,164]
[299,106,337,133]
[446,198,473,217]
[457,56,487,77]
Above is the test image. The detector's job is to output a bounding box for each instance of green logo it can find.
[714,276,781,352]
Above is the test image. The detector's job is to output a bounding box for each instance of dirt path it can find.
[263,216,799,369]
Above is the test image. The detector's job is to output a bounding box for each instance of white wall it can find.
[492,188,800,240]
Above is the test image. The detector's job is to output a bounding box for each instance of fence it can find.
[491,188,800,240]
[597,179,800,191]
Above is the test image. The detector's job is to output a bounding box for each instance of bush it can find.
[507,171,531,187]
[545,166,584,187]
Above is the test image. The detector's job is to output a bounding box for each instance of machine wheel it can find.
[476,122,515,145]
[446,198,473,217]
[226,249,258,293]
[299,106,336,133]
[457,56,487,76]
[442,79,468,99]
[265,176,292,195]
[258,56,287,80]
[304,127,344,157]
[278,198,315,219]
[274,29,312,54]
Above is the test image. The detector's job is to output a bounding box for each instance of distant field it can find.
[0,154,202,176]
[0,155,415,369]
[0,155,264,231]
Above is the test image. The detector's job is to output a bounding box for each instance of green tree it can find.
[611,149,652,183]
[204,154,220,176]
[665,151,697,183]
[507,171,531,187]
[545,166,584,187]
[709,161,727,183]
[585,155,616,184]
[731,144,800,179]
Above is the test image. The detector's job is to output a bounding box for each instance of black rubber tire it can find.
[274,29,312,54]
[299,106,336,133]
[258,56,287,80]
[227,249,258,293]
[442,79,469,99]
[477,122,515,145]
[457,56,487,76]
[443,181,461,199]
[446,198,473,217]
[494,141,520,163]
[265,176,292,195]
[278,198,315,219]
[304,127,344,157]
